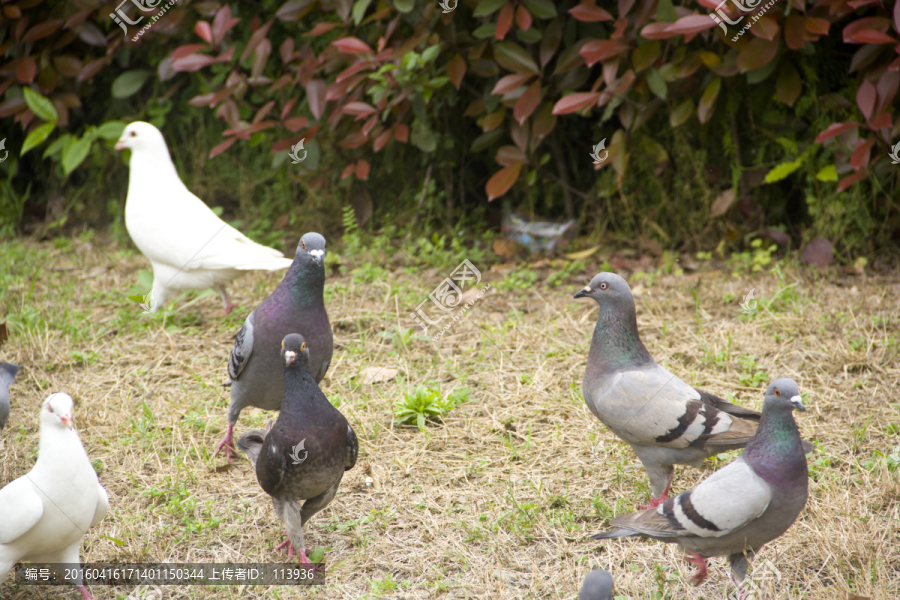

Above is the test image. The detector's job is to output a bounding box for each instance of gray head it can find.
[296,232,326,266]
[281,333,310,369]
[764,378,804,412]
[579,569,614,600]
[573,272,634,308]
[0,362,19,431]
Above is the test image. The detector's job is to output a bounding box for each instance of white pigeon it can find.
[115,121,293,314]
[0,393,108,600]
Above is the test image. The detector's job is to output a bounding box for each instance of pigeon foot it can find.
[685,552,709,585]
[639,472,673,510]
[213,423,239,463]
[218,285,236,316]
[77,585,95,600]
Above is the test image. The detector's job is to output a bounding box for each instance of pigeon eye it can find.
[300,240,306,250]
[130,131,137,137]
[599,282,608,290]
[774,389,781,396]
[300,342,307,351]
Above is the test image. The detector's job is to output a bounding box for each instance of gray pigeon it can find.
[237,334,357,565]
[215,232,333,462]
[0,362,19,431]
[574,272,763,508]
[593,378,809,588]
[580,569,614,600]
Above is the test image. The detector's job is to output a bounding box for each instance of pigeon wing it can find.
[345,425,359,471]
[91,484,109,529]
[228,312,255,381]
[0,478,44,544]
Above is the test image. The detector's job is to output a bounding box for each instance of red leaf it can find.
[569,2,614,22]
[211,7,240,44]
[216,46,236,63]
[332,37,372,54]
[867,112,892,129]
[78,57,107,82]
[336,61,373,82]
[850,138,875,169]
[340,164,355,180]
[552,92,601,114]
[362,115,378,135]
[516,5,532,30]
[172,54,216,72]
[447,54,466,90]
[640,22,679,39]
[64,9,93,30]
[306,79,327,120]
[496,3,514,40]
[394,124,409,142]
[736,38,779,73]
[23,19,62,44]
[837,168,867,191]
[783,15,806,50]
[306,22,341,36]
[514,80,542,125]
[284,117,308,132]
[492,73,533,95]
[581,40,628,67]
[842,16,891,43]
[611,17,629,39]
[272,136,304,152]
[856,78,876,121]
[356,159,370,180]
[240,20,274,63]
[171,44,208,60]
[373,129,392,151]
[209,137,237,158]
[339,128,367,149]
[749,15,779,41]
[344,102,377,117]
[805,17,829,36]
[16,57,37,84]
[895,0,900,38]
[496,145,527,167]
[849,30,896,44]
[195,21,213,43]
[665,14,719,36]
[485,161,523,201]
[815,122,860,143]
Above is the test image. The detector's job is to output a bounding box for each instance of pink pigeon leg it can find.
[217,284,236,316]
[638,472,673,510]
[76,584,95,600]
[685,551,709,585]
[213,422,239,463]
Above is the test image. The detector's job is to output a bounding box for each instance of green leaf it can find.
[96,121,127,141]
[410,121,438,153]
[23,87,58,123]
[99,535,126,546]
[669,98,694,127]
[392,0,414,11]
[473,23,496,39]
[521,0,557,19]
[62,136,93,175]
[646,68,667,100]
[764,158,803,183]
[494,41,539,75]
[352,0,372,25]
[470,128,505,152]
[21,122,56,156]
[111,70,152,99]
[421,44,440,63]
[473,0,506,17]
[656,0,677,22]
[516,28,542,43]
[633,41,660,72]
[42,133,73,159]
[815,165,838,182]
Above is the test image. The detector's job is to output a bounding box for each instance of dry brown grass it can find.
[1,239,898,599]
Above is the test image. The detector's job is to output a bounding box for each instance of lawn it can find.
[0,236,897,599]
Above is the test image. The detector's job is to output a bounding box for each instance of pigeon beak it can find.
[308,249,325,266]
[789,395,806,411]
[573,286,591,299]
[284,351,297,367]
[114,140,126,151]
[61,415,74,429]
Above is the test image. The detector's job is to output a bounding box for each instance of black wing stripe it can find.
[679,491,720,532]
[655,400,702,443]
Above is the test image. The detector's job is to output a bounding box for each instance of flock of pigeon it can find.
[0,123,813,600]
